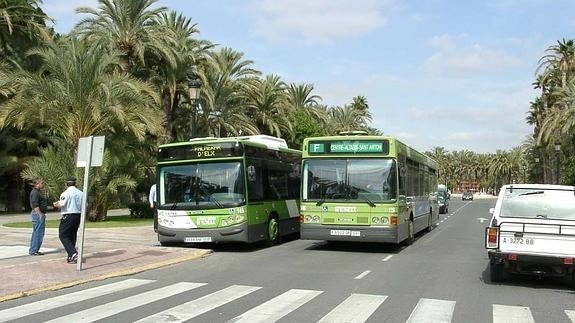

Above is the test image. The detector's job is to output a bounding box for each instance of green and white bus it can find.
[156,135,301,246]
[300,133,439,244]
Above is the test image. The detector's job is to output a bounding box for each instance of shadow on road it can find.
[480,262,575,294]
[304,240,406,254]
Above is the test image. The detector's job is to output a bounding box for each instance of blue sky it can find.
[41,0,574,153]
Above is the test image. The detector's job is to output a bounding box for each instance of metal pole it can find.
[77,136,93,271]
[556,150,560,185]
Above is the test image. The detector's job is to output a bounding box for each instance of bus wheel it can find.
[404,219,414,246]
[266,216,280,246]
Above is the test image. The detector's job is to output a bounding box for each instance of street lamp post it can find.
[554,142,561,185]
[187,76,202,139]
[533,157,540,183]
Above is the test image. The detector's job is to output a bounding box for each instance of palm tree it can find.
[0,38,162,153]
[144,11,213,141]
[537,39,575,89]
[286,83,321,110]
[350,95,372,119]
[327,105,371,134]
[1,38,163,219]
[426,147,449,185]
[245,74,292,138]
[0,0,51,68]
[74,0,175,73]
[198,47,261,138]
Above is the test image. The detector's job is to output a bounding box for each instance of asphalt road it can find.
[2,198,575,322]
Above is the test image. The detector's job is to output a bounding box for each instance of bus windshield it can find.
[303,159,397,203]
[159,161,245,209]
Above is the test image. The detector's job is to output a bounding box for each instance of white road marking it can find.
[493,304,535,323]
[354,270,371,280]
[229,289,322,322]
[565,310,575,322]
[382,255,393,262]
[45,282,206,323]
[135,285,261,323]
[406,298,456,323]
[318,293,388,323]
[0,279,153,323]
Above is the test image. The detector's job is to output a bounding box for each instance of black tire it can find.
[490,262,508,282]
[403,219,415,246]
[265,216,280,246]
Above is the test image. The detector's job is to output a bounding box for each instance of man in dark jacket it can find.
[29,178,47,256]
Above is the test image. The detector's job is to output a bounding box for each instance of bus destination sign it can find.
[158,142,244,161]
[309,140,389,155]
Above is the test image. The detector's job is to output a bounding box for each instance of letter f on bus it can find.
[312,144,323,153]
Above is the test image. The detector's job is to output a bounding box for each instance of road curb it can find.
[0,249,212,303]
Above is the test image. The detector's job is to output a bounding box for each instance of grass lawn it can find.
[4,216,153,228]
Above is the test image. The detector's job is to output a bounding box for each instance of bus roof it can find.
[159,135,300,153]
[302,134,436,169]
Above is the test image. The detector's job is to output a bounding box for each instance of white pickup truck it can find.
[485,184,575,283]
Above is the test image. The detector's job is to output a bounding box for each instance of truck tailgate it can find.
[499,222,575,257]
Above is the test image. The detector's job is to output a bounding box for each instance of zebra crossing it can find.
[0,278,573,323]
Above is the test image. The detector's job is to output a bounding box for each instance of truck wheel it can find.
[490,262,508,282]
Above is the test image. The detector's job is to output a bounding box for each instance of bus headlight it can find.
[313,216,320,223]
[372,217,380,224]
[305,215,312,222]
[381,217,389,224]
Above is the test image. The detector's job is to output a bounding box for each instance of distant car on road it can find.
[462,191,473,201]
[485,184,575,284]
[438,184,450,214]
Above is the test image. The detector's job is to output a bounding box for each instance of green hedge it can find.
[128,201,153,218]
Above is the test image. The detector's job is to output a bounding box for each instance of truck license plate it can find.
[502,237,534,245]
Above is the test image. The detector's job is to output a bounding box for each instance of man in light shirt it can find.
[53,177,83,264]
[149,183,157,232]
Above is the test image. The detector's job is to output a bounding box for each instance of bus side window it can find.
[247,160,264,201]
[398,154,406,197]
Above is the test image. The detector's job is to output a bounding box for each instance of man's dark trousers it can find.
[59,213,81,257]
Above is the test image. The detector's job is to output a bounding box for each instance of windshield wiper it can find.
[518,191,544,196]
[536,214,548,218]
[361,196,376,207]
[208,194,223,208]
[170,201,179,210]
[197,185,223,208]
[316,197,326,206]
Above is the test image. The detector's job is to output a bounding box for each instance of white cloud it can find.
[42,0,97,17]
[424,34,521,77]
[253,0,395,43]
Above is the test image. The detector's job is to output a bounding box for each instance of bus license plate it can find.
[330,230,360,237]
[184,237,212,243]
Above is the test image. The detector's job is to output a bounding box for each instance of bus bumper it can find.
[300,225,400,243]
[158,222,253,244]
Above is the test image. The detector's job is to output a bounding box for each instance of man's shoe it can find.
[67,253,78,264]
[31,251,44,256]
